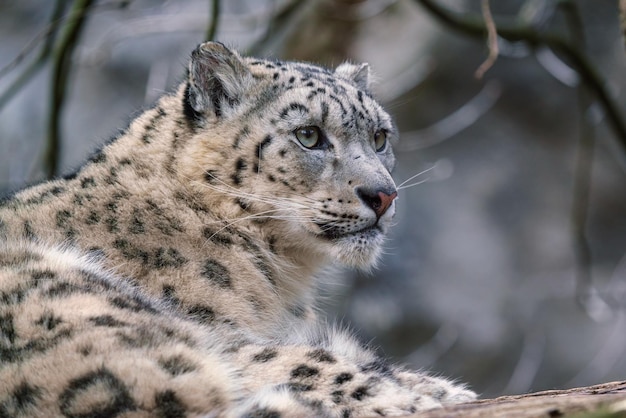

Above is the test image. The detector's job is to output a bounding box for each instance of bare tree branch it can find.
[572,87,603,317]
[414,0,626,159]
[397,81,501,151]
[0,0,68,110]
[621,0,626,50]
[44,0,95,179]
[474,0,498,79]
[247,0,309,56]
[558,0,611,320]
[205,0,220,42]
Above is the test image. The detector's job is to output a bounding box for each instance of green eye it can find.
[295,126,321,148]
[374,130,387,152]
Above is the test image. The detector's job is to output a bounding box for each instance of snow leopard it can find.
[0,41,475,417]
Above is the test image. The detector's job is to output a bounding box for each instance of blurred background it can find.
[1,0,625,398]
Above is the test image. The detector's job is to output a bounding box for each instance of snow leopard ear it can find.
[334,62,370,92]
[186,42,253,119]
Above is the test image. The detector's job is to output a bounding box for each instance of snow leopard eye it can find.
[295,126,321,148]
[374,130,387,152]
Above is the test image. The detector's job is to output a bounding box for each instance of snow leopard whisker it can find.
[203,209,315,245]
[202,170,320,205]
[396,178,430,190]
[203,183,304,208]
[195,172,317,207]
[395,165,435,190]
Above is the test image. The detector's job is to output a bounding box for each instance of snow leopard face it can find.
[183,42,398,267]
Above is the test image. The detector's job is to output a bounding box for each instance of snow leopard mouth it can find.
[315,222,382,241]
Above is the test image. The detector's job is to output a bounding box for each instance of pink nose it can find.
[357,187,398,218]
[375,191,397,217]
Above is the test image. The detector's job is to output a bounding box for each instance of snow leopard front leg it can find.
[231,328,476,417]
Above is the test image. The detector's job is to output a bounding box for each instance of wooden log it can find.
[414,381,626,418]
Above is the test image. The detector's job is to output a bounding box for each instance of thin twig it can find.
[0,0,129,79]
[0,0,68,110]
[560,0,609,318]
[572,86,597,313]
[0,0,69,79]
[415,0,626,159]
[205,0,220,42]
[44,0,95,179]
[474,0,498,79]
[397,81,501,151]
[248,0,309,55]
[620,0,626,50]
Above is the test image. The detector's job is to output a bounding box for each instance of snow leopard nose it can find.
[356,187,397,218]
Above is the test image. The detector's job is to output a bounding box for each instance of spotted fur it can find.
[0,42,475,416]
